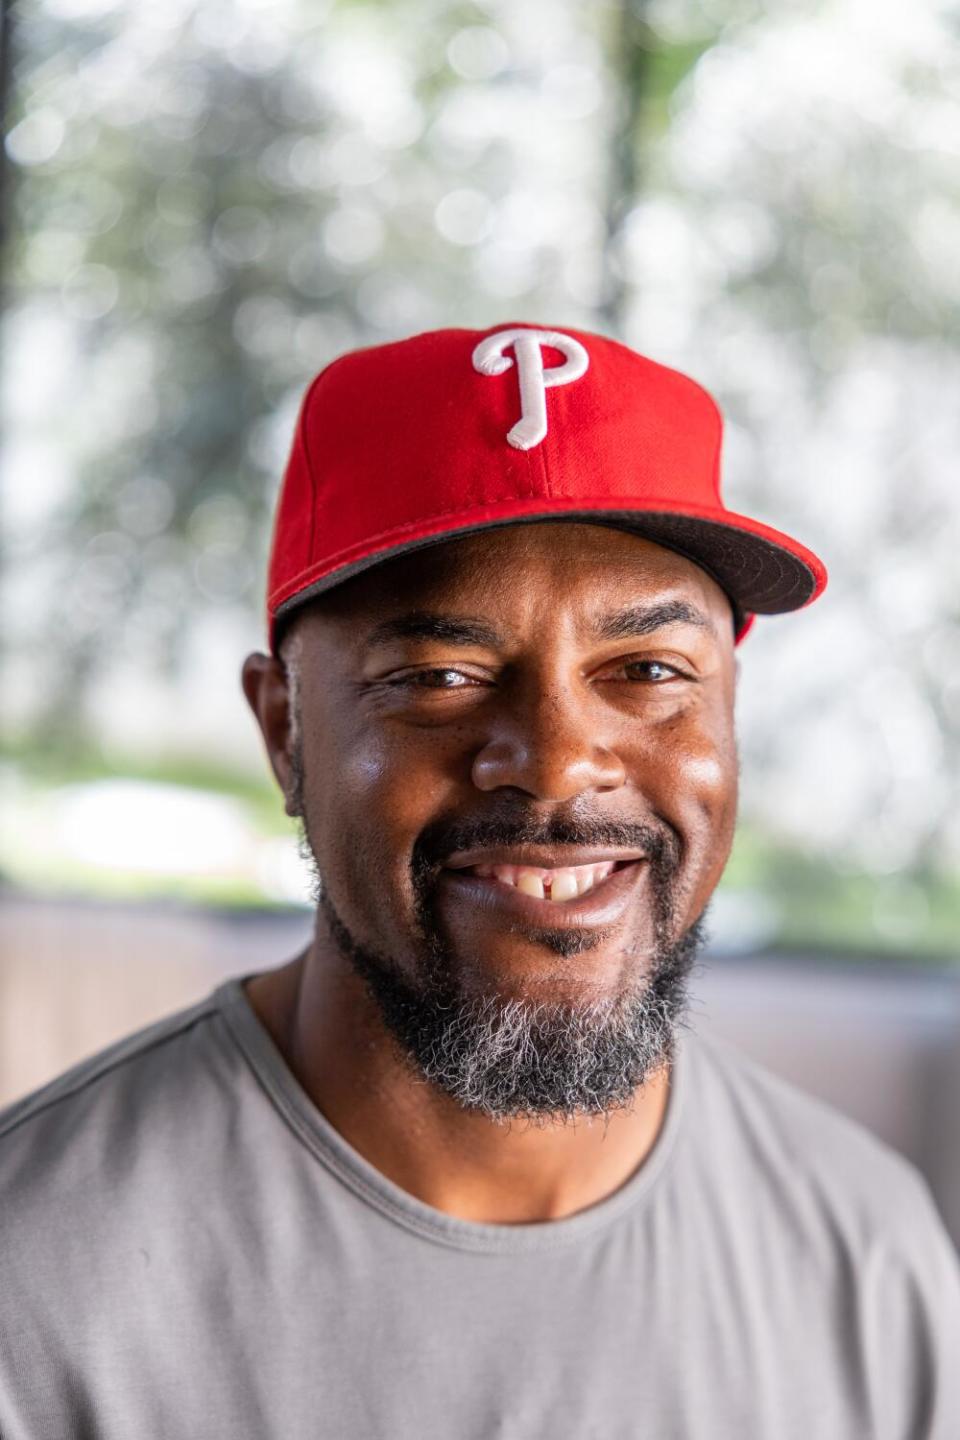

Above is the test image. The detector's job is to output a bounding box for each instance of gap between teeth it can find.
[469,861,619,901]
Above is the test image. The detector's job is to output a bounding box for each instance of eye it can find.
[392,667,478,689]
[620,659,685,683]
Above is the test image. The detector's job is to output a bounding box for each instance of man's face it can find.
[263,522,739,1119]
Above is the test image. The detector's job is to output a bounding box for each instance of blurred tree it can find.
[3,0,614,735]
[598,0,715,329]
[599,0,652,328]
[2,0,959,902]
[0,0,14,244]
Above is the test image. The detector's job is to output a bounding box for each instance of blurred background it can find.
[1,0,959,1238]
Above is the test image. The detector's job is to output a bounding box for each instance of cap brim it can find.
[590,508,826,614]
[272,504,826,648]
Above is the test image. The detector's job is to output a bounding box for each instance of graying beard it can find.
[319,881,701,1125]
[390,987,686,1126]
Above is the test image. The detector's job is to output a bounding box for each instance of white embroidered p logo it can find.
[472,327,589,451]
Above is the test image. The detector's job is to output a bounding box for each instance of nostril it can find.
[469,732,627,802]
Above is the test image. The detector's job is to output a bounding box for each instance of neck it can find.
[244,935,674,1226]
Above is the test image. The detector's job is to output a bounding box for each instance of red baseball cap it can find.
[267,323,827,648]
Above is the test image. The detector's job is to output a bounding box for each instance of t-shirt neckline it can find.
[216,974,688,1255]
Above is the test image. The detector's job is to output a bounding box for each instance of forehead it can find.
[303,522,735,636]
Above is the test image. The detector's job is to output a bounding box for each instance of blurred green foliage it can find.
[3,0,959,954]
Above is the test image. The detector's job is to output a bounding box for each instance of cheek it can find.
[304,722,457,911]
[677,746,738,818]
[337,730,458,829]
[634,706,735,804]
[680,739,739,914]
[630,714,738,881]
[684,744,739,890]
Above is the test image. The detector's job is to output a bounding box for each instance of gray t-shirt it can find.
[1,976,958,1439]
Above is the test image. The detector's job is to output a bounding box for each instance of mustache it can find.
[412,811,682,879]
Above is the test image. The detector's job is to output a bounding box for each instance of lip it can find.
[437,858,649,928]
[443,846,648,872]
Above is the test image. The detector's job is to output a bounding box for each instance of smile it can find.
[458,859,623,901]
[438,855,648,927]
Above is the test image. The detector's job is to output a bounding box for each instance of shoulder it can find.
[0,990,232,1223]
[0,984,278,1388]
[683,1024,955,1265]
[0,990,221,1134]
[681,1027,960,1433]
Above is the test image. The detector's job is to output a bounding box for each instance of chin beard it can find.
[320,884,705,1126]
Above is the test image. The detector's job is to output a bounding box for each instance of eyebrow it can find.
[365,599,714,650]
[366,611,505,649]
[595,599,715,640]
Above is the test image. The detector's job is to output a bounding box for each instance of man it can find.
[1,324,957,1437]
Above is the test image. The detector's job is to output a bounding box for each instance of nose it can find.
[470,682,627,801]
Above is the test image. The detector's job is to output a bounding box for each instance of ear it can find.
[242,652,298,815]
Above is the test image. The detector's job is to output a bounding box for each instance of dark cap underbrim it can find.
[271,507,826,650]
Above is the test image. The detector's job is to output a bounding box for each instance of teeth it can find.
[549,870,579,902]
[469,860,621,900]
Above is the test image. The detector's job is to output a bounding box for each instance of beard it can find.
[290,743,707,1125]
